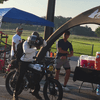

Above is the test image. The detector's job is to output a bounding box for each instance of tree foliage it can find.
[0,0,8,3]
[95,27,100,37]
[71,25,96,37]
[54,16,71,29]
[1,16,97,37]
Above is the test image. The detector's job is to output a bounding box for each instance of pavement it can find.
[0,56,100,100]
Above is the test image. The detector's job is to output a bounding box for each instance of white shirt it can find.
[11,34,21,56]
[21,40,47,62]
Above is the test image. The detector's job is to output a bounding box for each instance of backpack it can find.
[16,39,25,61]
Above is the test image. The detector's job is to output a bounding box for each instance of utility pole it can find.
[36,0,56,60]
[44,0,55,40]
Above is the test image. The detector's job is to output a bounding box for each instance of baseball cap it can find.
[16,27,23,32]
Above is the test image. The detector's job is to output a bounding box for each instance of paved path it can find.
[0,56,100,100]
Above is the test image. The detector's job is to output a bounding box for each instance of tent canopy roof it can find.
[0,7,54,27]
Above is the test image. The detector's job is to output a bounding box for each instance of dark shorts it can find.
[55,58,70,70]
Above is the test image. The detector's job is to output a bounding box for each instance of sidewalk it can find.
[0,56,100,100]
[58,74,100,100]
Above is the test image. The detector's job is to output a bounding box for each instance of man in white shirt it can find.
[11,27,23,60]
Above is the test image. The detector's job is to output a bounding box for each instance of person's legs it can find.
[27,65,42,99]
[55,58,62,81]
[13,61,27,99]
[64,69,70,86]
[31,83,42,99]
[62,59,71,92]
[63,59,70,86]
[55,69,60,81]
[15,61,27,93]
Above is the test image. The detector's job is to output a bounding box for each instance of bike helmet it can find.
[31,31,39,38]
[27,35,39,46]
[38,37,43,46]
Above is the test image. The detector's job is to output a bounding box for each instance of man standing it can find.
[11,27,23,60]
[55,30,73,91]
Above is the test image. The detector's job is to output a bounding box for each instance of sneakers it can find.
[62,86,70,92]
[55,85,70,92]
[31,91,42,100]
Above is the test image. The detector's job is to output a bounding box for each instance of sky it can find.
[0,0,100,31]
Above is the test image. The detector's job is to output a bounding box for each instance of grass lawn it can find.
[1,29,100,57]
[51,35,100,57]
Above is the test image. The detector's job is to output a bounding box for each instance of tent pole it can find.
[44,0,55,54]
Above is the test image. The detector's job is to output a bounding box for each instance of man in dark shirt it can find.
[55,30,73,91]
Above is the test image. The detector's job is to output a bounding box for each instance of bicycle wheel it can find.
[43,78,63,100]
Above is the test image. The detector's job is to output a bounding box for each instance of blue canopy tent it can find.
[0,7,54,27]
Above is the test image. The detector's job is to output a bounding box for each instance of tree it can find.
[0,0,8,3]
[1,16,97,37]
[70,25,96,37]
[95,27,100,37]
[54,16,71,29]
